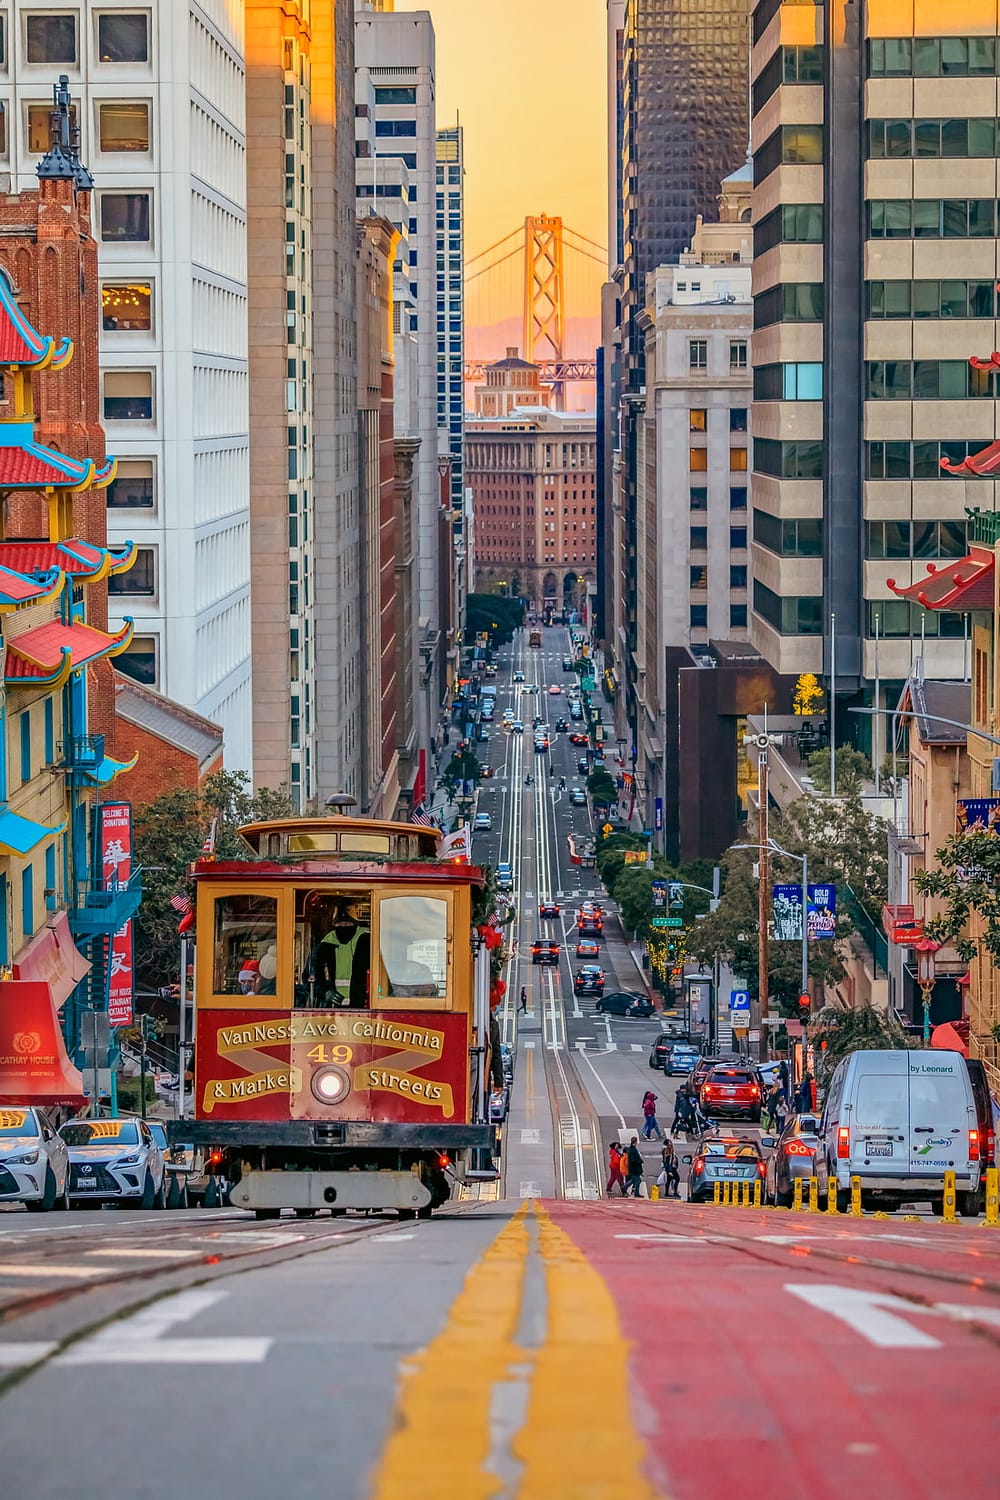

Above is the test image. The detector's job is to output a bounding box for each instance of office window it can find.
[868,199,996,239]
[99,102,149,152]
[689,340,708,370]
[690,526,708,550]
[730,487,748,510]
[26,15,77,63]
[116,635,157,687]
[101,282,151,332]
[0,18,5,66]
[867,600,965,638]
[102,192,149,241]
[754,363,823,400]
[98,13,149,63]
[730,565,748,589]
[690,447,708,472]
[754,581,823,635]
[43,699,53,765]
[374,87,416,104]
[109,546,155,596]
[690,604,708,629]
[783,45,824,83]
[754,124,823,184]
[754,283,823,328]
[753,510,823,557]
[690,409,707,432]
[755,203,823,255]
[730,526,747,549]
[21,865,33,940]
[375,119,416,137]
[868,118,997,159]
[730,341,748,371]
[730,604,748,629]
[19,710,30,783]
[730,408,748,432]
[690,566,708,591]
[28,102,76,152]
[103,370,152,420]
[730,448,748,471]
[690,487,708,511]
[106,458,154,509]
[866,360,991,400]
[754,438,823,480]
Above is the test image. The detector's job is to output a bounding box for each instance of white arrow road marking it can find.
[786,1285,942,1348]
[56,1288,272,1365]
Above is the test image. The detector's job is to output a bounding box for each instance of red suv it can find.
[700,1064,763,1122]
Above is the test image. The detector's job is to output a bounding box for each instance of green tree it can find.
[587,769,617,803]
[465,594,524,646]
[913,825,1000,963]
[805,745,873,796]
[809,1004,914,1087]
[134,770,293,989]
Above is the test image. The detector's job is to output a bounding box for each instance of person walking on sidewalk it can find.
[625,1137,645,1197]
[641,1090,663,1140]
[672,1084,693,1135]
[606,1141,626,1197]
[518,986,527,1014]
[658,1139,681,1198]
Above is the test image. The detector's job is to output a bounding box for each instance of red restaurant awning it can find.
[0,979,85,1106]
[931,1020,969,1057]
[13,911,90,1010]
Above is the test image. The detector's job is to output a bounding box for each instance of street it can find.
[1,626,999,1498]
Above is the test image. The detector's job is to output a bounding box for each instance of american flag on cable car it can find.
[410,804,439,829]
[170,893,192,914]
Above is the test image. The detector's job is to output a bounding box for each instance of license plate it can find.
[722,1088,735,1096]
[865,1140,893,1156]
[720,1167,739,1177]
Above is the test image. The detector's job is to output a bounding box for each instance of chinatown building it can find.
[0,85,142,1113]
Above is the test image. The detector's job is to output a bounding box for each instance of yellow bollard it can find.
[850,1175,863,1216]
[723,1181,732,1206]
[753,1179,762,1208]
[713,1181,722,1206]
[792,1177,803,1212]
[943,1170,958,1223]
[807,1176,819,1213]
[983,1167,1000,1227]
[649,1183,659,1202]
[740,1181,751,1208]
[826,1176,840,1215]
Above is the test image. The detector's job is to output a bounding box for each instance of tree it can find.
[587,768,617,803]
[465,593,524,646]
[805,745,873,797]
[809,1004,914,1087]
[793,672,824,716]
[134,771,293,989]
[913,825,1000,963]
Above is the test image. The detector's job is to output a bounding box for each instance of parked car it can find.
[815,1048,982,1214]
[685,1136,767,1205]
[474,812,492,831]
[538,901,560,918]
[569,787,587,806]
[573,965,605,996]
[531,938,560,966]
[575,938,600,959]
[488,1087,509,1124]
[595,989,652,1017]
[60,1117,166,1209]
[700,1064,763,1122]
[499,1044,514,1086]
[765,1115,822,1206]
[0,1106,69,1212]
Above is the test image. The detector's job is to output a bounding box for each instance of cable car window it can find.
[294,890,371,1009]
[338,832,392,854]
[213,895,278,996]
[287,832,340,853]
[378,895,448,1002]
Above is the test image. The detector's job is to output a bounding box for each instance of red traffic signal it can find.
[798,993,811,1011]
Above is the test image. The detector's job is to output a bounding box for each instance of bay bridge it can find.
[463,214,606,409]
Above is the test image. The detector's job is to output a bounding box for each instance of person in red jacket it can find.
[606,1141,626,1196]
[641,1090,663,1140]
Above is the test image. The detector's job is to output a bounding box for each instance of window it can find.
[98,13,149,63]
[783,44,824,83]
[754,362,823,400]
[115,635,157,686]
[26,15,77,64]
[754,283,823,328]
[866,360,993,400]
[375,119,417,137]
[754,510,823,556]
[730,341,748,371]
[866,600,965,638]
[109,546,155,596]
[0,18,5,66]
[754,123,823,184]
[689,339,708,370]
[690,409,707,432]
[868,117,997,159]
[377,894,448,1004]
[21,865,33,940]
[730,526,747,549]
[690,565,708,590]
[729,565,747,589]
[99,192,150,242]
[99,102,149,152]
[0,104,6,157]
[754,438,823,480]
[690,526,708,550]
[730,447,748,471]
[690,604,708,629]
[868,279,995,320]
[755,203,823,255]
[690,447,708,472]
[730,486,748,510]
[867,439,981,479]
[28,102,76,153]
[754,581,823,634]
[106,458,154,509]
[101,282,151,332]
[19,710,31,782]
[690,487,708,511]
[730,408,748,432]
[374,86,416,104]
[103,370,152,420]
[213,894,280,999]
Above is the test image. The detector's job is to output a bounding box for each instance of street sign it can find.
[748,1028,760,1042]
[730,989,750,1012]
[651,915,683,928]
[730,1014,748,1031]
[762,1017,783,1027]
[582,676,596,691]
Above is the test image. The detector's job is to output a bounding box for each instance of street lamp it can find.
[734,839,809,1062]
[914,936,941,1045]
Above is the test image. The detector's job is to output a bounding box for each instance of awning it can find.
[0,980,85,1106]
[0,808,66,857]
[13,911,91,1009]
[931,1020,969,1057]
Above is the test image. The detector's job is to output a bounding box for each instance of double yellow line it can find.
[370,1202,665,1500]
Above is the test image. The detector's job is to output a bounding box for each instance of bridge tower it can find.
[523,214,566,408]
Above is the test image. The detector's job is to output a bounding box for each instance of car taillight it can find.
[209,1149,223,1167]
[837,1126,850,1159]
[750,1085,759,1097]
[988,1130,996,1164]
[786,1141,815,1157]
[692,1160,704,1174]
[757,1160,766,1176]
[969,1129,980,1161]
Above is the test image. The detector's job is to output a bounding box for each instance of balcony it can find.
[965,507,1000,547]
[71,871,143,937]
[63,733,105,786]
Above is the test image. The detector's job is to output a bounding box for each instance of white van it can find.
[816,1049,981,1214]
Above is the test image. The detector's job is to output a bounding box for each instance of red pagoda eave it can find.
[0,270,73,371]
[941,439,1000,477]
[0,564,63,611]
[887,547,994,610]
[0,538,136,583]
[0,440,115,492]
[5,619,134,687]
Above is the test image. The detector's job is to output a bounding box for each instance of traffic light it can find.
[798,993,811,1016]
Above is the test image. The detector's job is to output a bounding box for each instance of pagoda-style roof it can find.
[0,563,63,611]
[5,619,134,688]
[887,545,995,611]
[941,439,1000,477]
[0,270,72,370]
[0,434,115,492]
[0,538,135,582]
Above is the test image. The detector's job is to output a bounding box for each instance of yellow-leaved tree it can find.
[793,672,823,716]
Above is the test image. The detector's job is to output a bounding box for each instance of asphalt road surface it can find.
[1,625,998,1499]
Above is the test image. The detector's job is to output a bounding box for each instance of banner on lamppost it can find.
[651,879,667,908]
[654,796,663,831]
[772,884,836,942]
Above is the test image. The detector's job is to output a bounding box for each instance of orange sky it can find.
[395,0,608,345]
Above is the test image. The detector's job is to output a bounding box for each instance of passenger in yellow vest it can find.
[317,907,370,1008]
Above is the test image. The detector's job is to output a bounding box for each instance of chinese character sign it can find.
[773,884,837,942]
[99,803,134,1028]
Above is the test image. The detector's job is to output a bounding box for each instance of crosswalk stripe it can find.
[0,1263,105,1278]
[84,1247,199,1260]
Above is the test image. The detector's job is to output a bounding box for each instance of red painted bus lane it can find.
[547,1201,1000,1500]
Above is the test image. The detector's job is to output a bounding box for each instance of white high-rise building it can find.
[355,6,442,731]
[0,1,253,772]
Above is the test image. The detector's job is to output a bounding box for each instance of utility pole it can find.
[756,750,769,1062]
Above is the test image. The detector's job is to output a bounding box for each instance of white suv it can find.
[61,1117,166,1209]
[0,1106,69,1211]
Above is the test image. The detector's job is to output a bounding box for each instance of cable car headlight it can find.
[311,1065,351,1106]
